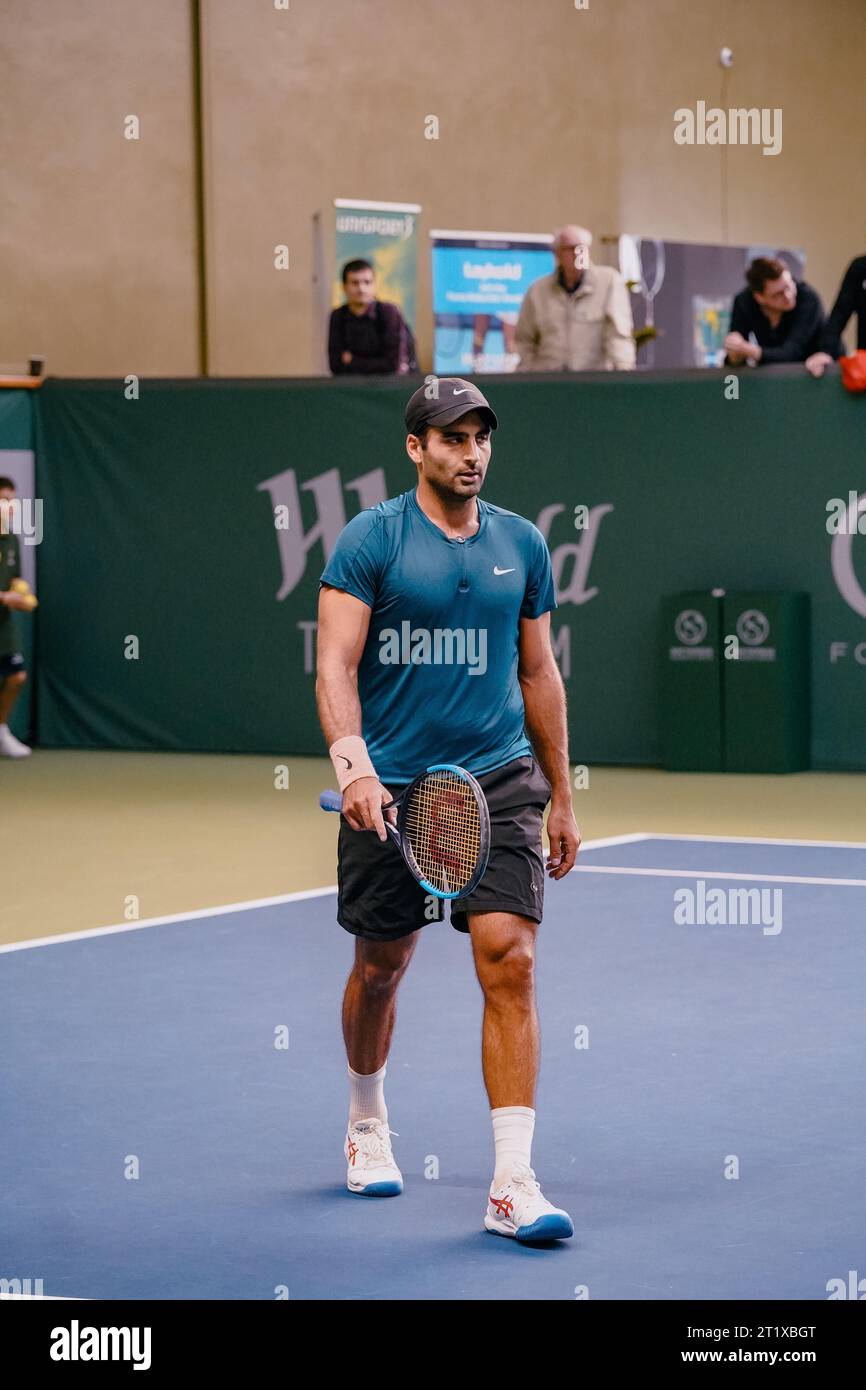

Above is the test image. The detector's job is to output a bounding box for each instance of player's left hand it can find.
[545,800,580,880]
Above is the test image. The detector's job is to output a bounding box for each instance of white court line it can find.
[3,829,863,954]
[573,865,866,888]
[0,886,338,955]
[0,1294,86,1300]
[636,831,866,850]
[573,832,653,851]
[0,833,648,954]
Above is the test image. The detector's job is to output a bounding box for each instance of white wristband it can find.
[329,735,378,793]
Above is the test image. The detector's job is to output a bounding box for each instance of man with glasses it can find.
[724,257,827,367]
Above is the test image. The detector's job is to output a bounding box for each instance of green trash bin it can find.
[721,592,810,773]
[659,592,724,771]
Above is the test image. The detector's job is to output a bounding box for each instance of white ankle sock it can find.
[348,1062,388,1125]
[491,1105,535,1185]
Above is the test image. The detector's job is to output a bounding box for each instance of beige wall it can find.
[613,0,866,314]
[0,0,199,376]
[4,0,866,377]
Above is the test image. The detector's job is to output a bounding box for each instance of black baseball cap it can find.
[404,377,498,436]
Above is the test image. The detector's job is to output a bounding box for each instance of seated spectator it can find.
[515,225,635,372]
[328,259,416,376]
[724,258,826,366]
[805,254,866,377]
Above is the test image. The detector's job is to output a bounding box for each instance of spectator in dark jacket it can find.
[806,254,866,377]
[724,257,826,366]
[328,259,410,375]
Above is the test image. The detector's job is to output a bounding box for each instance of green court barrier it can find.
[659,592,724,771]
[32,370,866,769]
[722,592,810,773]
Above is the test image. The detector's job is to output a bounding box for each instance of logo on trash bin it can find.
[670,608,711,661]
[670,608,713,661]
[733,608,775,661]
[736,609,770,645]
[674,610,707,645]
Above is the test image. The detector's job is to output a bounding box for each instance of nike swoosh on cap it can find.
[452,388,472,396]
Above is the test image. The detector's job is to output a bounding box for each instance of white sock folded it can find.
[491,1105,535,1186]
[348,1062,388,1125]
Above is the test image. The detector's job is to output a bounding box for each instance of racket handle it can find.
[319,790,343,812]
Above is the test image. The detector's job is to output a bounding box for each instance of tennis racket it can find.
[320,763,490,900]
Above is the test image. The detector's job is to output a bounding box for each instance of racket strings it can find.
[403,770,482,894]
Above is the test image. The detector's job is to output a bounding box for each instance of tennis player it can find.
[316,377,581,1242]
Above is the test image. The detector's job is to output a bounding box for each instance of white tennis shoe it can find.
[0,725,31,758]
[484,1163,574,1242]
[345,1118,403,1197]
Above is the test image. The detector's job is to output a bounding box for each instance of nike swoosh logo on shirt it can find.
[493,566,516,575]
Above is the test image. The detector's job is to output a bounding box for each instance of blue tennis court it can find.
[2,833,864,1301]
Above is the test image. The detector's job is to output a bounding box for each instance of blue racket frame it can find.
[319,762,491,899]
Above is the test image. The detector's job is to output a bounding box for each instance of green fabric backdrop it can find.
[33,370,866,769]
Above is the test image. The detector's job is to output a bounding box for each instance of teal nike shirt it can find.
[319,488,556,783]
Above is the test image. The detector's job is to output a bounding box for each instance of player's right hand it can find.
[341,777,394,842]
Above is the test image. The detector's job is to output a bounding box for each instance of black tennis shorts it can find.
[0,653,26,679]
[336,755,552,943]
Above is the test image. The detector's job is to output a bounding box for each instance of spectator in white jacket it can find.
[515,225,636,372]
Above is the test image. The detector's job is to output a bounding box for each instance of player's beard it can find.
[425,461,486,506]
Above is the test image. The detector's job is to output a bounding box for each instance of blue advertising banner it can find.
[430,230,553,374]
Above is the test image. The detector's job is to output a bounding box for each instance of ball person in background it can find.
[316,378,581,1243]
[0,478,33,758]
